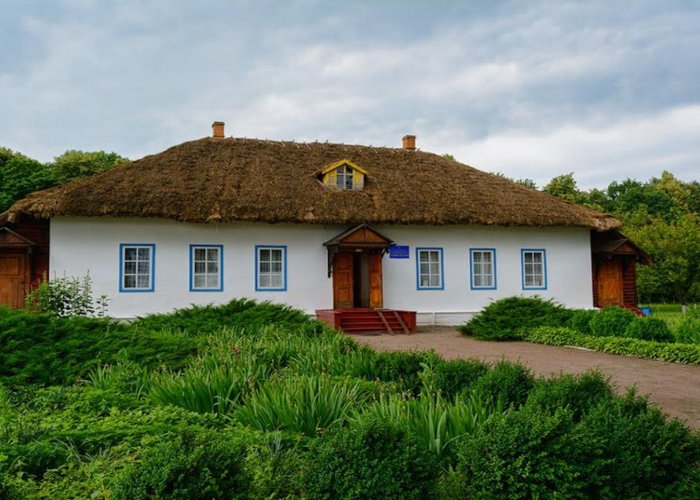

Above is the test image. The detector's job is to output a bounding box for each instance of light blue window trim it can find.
[416,247,444,290]
[119,243,155,293]
[189,245,224,292]
[469,248,497,290]
[521,248,547,290]
[255,245,287,291]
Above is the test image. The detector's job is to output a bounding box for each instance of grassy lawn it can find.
[641,303,699,330]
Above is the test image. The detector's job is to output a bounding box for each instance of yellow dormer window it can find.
[320,159,368,190]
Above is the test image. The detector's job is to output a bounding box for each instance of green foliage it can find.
[0,148,56,212]
[0,307,199,387]
[112,429,253,499]
[373,350,431,394]
[458,296,572,340]
[420,358,489,399]
[676,308,700,344]
[471,359,535,407]
[589,305,636,337]
[526,326,700,364]
[567,308,597,334]
[25,273,109,318]
[526,371,613,421]
[624,316,674,342]
[303,418,440,499]
[358,393,503,465]
[49,150,129,184]
[235,375,372,436]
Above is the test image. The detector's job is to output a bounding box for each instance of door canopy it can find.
[0,227,36,251]
[323,224,393,276]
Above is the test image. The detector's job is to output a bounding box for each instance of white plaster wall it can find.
[49,217,593,322]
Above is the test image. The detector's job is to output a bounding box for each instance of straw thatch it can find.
[0,137,620,230]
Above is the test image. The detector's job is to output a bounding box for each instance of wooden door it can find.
[0,253,27,308]
[368,253,383,308]
[333,252,354,309]
[597,258,623,306]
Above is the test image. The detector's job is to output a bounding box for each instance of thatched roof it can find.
[0,137,620,230]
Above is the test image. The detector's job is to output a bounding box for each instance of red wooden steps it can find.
[316,308,416,334]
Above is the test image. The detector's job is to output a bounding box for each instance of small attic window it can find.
[320,159,368,191]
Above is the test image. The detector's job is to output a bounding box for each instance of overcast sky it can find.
[1,0,699,188]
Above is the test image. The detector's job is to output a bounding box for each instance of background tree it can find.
[0,147,56,212]
[49,150,129,183]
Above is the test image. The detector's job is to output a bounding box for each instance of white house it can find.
[0,122,645,331]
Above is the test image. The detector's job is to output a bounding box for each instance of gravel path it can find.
[352,327,700,428]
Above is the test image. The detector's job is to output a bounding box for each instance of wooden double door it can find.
[0,253,29,308]
[333,251,383,309]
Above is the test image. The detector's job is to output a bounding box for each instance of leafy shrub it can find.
[589,306,636,337]
[525,326,700,364]
[25,273,109,318]
[454,406,587,498]
[675,308,700,344]
[625,316,674,342]
[373,351,430,394]
[526,370,613,421]
[567,308,598,334]
[471,360,535,407]
[575,391,700,497]
[358,393,503,465]
[132,299,316,335]
[112,429,254,499]
[458,296,572,340]
[420,358,489,398]
[0,308,199,387]
[303,418,439,499]
[235,375,372,436]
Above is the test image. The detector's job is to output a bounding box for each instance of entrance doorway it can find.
[324,224,392,310]
[332,250,383,309]
[597,258,623,307]
[0,253,28,308]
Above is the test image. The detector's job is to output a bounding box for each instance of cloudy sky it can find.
[1,0,699,188]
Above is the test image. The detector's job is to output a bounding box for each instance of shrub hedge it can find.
[458,296,572,340]
[525,326,700,364]
[588,305,636,337]
[624,316,674,342]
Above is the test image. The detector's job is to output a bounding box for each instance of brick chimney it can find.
[402,134,416,150]
[212,121,225,138]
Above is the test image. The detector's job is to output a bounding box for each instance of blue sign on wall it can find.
[389,245,410,259]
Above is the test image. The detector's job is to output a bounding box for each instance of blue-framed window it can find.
[190,245,223,292]
[255,245,287,291]
[119,243,155,292]
[416,247,444,290]
[521,249,547,290]
[470,248,497,290]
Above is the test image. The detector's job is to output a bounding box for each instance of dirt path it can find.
[352,327,700,428]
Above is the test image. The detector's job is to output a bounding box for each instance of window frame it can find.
[416,247,444,290]
[119,243,156,293]
[469,248,497,290]
[521,248,547,290]
[189,244,224,292]
[335,165,354,190]
[255,245,287,292]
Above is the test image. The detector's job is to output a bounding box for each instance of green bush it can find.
[567,308,598,334]
[131,299,316,335]
[625,316,674,342]
[471,360,535,407]
[112,429,254,499]
[454,405,587,498]
[675,308,700,344]
[25,273,108,318]
[303,418,439,499]
[373,351,430,394]
[0,308,199,387]
[526,370,613,421]
[525,326,700,364]
[575,392,700,497]
[458,296,572,340]
[422,358,489,398]
[589,306,636,337]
